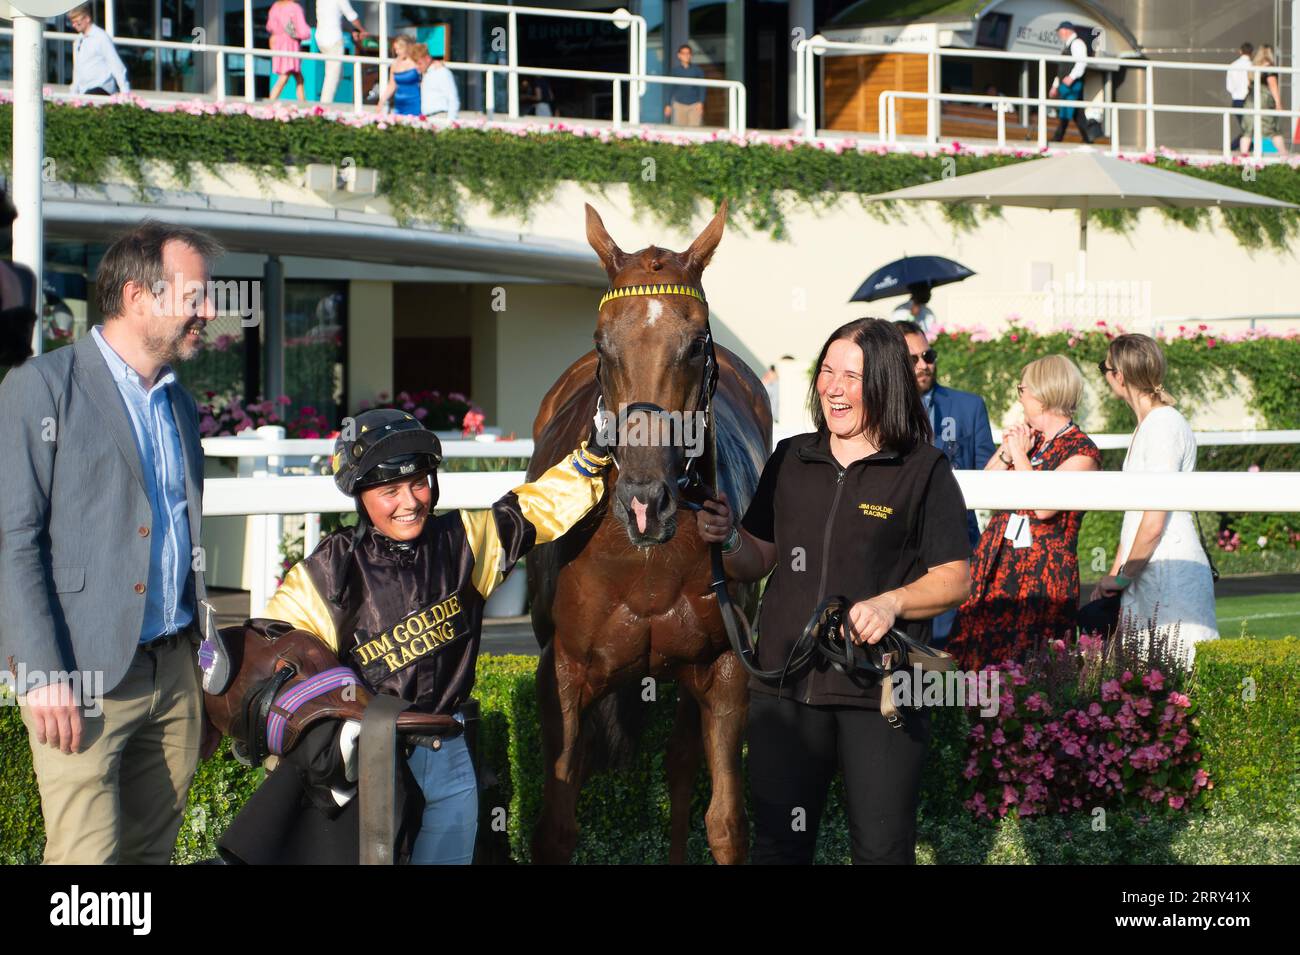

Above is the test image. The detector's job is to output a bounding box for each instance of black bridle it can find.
[593,283,719,491]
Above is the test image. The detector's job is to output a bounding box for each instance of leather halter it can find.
[594,283,719,486]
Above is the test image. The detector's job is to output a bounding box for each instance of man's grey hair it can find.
[96,219,224,319]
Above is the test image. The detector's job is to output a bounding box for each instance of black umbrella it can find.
[849,255,975,303]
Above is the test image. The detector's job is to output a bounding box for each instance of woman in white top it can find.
[1091,334,1218,668]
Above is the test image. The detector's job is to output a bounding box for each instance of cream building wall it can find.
[72,160,1297,434]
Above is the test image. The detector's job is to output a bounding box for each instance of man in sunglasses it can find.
[896,321,994,645]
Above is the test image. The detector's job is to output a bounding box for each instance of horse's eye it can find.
[689,338,707,358]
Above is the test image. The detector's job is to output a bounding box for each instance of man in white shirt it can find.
[418,51,459,120]
[69,5,130,96]
[316,0,368,105]
[1047,21,1093,143]
[1226,42,1254,151]
[889,284,937,335]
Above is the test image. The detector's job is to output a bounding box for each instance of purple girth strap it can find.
[266,667,362,755]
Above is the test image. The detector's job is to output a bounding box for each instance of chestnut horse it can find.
[526,203,771,863]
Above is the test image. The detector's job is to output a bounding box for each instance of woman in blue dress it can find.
[379,35,422,116]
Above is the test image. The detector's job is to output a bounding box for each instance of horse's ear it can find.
[683,199,728,275]
[585,203,626,279]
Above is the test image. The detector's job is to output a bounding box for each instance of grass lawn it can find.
[1216,592,1300,640]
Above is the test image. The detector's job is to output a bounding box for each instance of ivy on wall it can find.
[3,101,1300,247]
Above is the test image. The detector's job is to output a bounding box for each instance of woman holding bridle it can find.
[696,317,972,864]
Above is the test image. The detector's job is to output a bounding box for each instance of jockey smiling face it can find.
[359,472,433,542]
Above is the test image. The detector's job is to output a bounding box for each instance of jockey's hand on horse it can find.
[696,491,733,544]
[844,592,903,646]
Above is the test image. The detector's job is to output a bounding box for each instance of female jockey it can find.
[262,407,611,863]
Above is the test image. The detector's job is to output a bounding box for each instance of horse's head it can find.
[586,201,727,546]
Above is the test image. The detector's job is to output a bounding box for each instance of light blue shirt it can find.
[421,63,460,118]
[72,24,130,95]
[91,326,194,642]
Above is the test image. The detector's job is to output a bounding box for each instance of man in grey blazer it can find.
[0,221,223,863]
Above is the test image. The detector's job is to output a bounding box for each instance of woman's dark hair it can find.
[807,317,932,452]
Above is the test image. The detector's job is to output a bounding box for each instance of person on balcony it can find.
[378,35,421,116]
[267,0,311,103]
[418,46,460,120]
[665,44,705,126]
[946,355,1101,672]
[1226,42,1254,151]
[1239,46,1288,157]
[260,409,613,863]
[68,4,130,96]
[1047,21,1094,144]
[316,0,368,105]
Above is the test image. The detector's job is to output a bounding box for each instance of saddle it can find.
[204,618,463,767]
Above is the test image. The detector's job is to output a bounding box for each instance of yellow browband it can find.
[599,283,708,310]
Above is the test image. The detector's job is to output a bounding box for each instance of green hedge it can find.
[1192,637,1300,820]
[3,102,1300,246]
[932,325,1300,432]
[2,639,1296,863]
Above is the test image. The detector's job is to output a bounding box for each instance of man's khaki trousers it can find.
[22,636,202,864]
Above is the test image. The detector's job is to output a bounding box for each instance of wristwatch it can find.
[998,449,1014,466]
[721,526,741,555]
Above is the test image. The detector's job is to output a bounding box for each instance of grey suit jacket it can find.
[0,334,206,694]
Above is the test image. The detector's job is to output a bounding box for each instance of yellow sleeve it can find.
[263,562,341,654]
[460,440,611,599]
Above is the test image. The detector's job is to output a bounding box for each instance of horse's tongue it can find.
[630,496,649,534]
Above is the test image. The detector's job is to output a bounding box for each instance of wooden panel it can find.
[824,52,929,134]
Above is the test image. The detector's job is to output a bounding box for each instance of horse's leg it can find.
[531,639,588,864]
[665,682,703,864]
[679,651,750,865]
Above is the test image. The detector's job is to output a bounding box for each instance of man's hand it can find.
[23,681,84,754]
[664,104,672,119]
[845,592,902,646]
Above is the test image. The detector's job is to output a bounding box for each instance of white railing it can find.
[4,6,747,133]
[796,35,1299,161]
[877,89,1300,161]
[202,427,1300,607]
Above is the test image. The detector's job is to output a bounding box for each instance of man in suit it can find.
[0,221,222,863]
[896,321,994,645]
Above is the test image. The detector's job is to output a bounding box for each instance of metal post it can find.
[1222,111,1231,161]
[1253,66,1263,162]
[1110,102,1120,155]
[106,0,115,35]
[216,47,226,101]
[507,9,519,118]
[805,41,818,139]
[353,51,362,113]
[926,46,939,144]
[1037,57,1047,148]
[1077,207,1088,289]
[263,255,285,405]
[997,106,1006,146]
[621,8,639,125]
[612,77,622,129]
[379,2,388,102]
[243,0,254,101]
[13,13,44,357]
[1145,63,1154,150]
